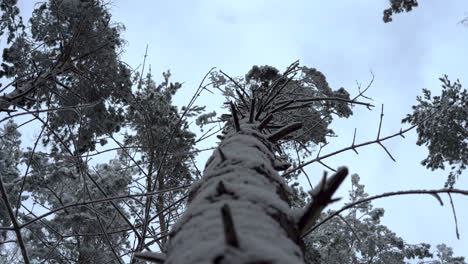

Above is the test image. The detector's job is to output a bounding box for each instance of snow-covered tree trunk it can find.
[135,64,351,264]
[163,120,305,263]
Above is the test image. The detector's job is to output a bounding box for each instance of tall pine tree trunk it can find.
[164,121,304,263]
[135,64,351,263]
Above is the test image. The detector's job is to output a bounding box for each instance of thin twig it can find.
[448,193,460,239]
[294,143,313,190]
[351,128,358,154]
[337,215,361,243]
[377,104,384,140]
[352,71,374,102]
[318,161,337,172]
[15,116,48,217]
[378,142,396,162]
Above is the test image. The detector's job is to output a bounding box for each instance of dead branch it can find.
[258,114,273,130]
[134,251,166,263]
[284,106,438,178]
[249,98,256,123]
[267,122,303,143]
[230,101,240,132]
[298,167,348,235]
[303,188,468,238]
[219,70,249,99]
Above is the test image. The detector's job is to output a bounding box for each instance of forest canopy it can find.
[0,0,467,263]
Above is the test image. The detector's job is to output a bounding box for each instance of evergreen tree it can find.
[430,243,467,264]
[1,2,467,263]
[123,70,198,256]
[0,120,23,258]
[383,0,419,23]
[304,174,432,264]
[22,152,132,263]
[0,0,132,153]
[0,1,135,263]
[136,63,358,263]
[203,63,357,195]
[403,75,468,188]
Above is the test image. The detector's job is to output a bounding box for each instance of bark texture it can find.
[164,121,304,263]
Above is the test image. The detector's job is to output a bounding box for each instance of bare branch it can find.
[255,71,298,120]
[274,97,374,112]
[249,98,256,123]
[304,188,468,237]
[378,142,396,162]
[230,101,240,132]
[258,114,273,130]
[219,69,249,99]
[337,214,362,243]
[284,110,436,177]
[137,44,149,88]
[377,104,384,139]
[318,161,337,172]
[352,71,374,102]
[267,122,302,143]
[14,116,47,217]
[294,143,313,190]
[195,127,224,144]
[269,100,296,114]
[448,193,460,239]
[298,167,348,235]
[430,193,444,206]
[134,251,166,263]
[235,88,248,109]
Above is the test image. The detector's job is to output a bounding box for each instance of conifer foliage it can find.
[403,76,468,188]
[0,1,467,264]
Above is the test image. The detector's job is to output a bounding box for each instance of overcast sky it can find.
[105,0,468,259]
[13,0,468,260]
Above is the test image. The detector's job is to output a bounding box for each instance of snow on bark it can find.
[163,121,304,263]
